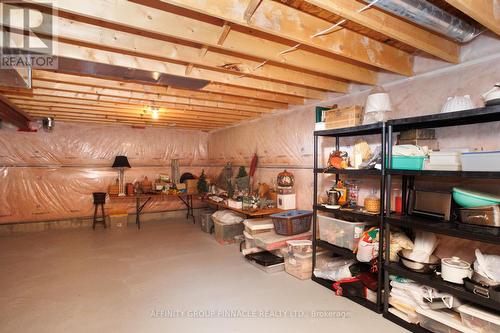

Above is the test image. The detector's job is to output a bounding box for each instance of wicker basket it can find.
[270,210,312,236]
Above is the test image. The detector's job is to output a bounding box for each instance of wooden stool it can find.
[92,192,107,229]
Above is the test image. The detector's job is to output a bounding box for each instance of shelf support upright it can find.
[312,133,319,273]
[377,122,386,311]
[383,124,393,314]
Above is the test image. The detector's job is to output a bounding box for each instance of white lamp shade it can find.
[365,93,393,113]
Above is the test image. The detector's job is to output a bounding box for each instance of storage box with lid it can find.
[317,215,374,250]
[243,218,274,236]
[457,304,500,333]
[416,308,476,333]
[243,230,256,249]
[461,151,500,172]
[212,213,245,245]
[282,240,330,280]
[213,220,244,245]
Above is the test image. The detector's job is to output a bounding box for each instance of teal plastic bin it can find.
[390,156,426,170]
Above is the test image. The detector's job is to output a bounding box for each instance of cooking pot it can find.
[441,257,472,284]
[483,83,500,106]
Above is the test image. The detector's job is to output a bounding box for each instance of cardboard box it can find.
[324,106,363,129]
[185,179,198,194]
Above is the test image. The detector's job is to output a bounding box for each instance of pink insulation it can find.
[0,123,209,223]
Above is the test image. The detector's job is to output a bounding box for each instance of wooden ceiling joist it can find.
[14,16,348,93]
[6,30,325,100]
[33,71,289,109]
[303,0,460,63]
[2,89,262,118]
[7,97,252,122]
[31,0,379,84]
[153,0,414,75]
[444,0,500,36]
[29,80,273,114]
[0,96,31,129]
[28,114,218,130]
[19,107,232,126]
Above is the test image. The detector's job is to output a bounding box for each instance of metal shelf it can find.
[385,214,500,244]
[387,105,500,131]
[383,312,431,333]
[386,263,500,312]
[315,168,382,176]
[314,122,384,137]
[311,276,381,313]
[314,205,380,223]
[386,169,500,179]
[316,239,356,259]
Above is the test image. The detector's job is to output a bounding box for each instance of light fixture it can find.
[112,156,131,196]
[144,105,162,120]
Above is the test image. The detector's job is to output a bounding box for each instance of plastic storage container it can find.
[457,304,500,333]
[461,151,500,172]
[430,151,462,165]
[245,251,285,273]
[200,213,214,233]
[243,230,256,249]
[213,219,244,245]
[270,210,312,236]
[391,156,426,170]
[283,248,330,280]
[416,308,476,333]
[243,218,274,236]
[317,215,374,250]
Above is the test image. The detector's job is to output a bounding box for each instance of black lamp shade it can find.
[112,156,131,168]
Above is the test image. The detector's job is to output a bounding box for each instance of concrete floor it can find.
[0,218,408,333]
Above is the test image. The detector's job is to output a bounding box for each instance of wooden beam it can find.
[444,0,500,36]
[28,114,218,130]
[244,0,263,21]
[8,97,252,122]
[202,83,302,105]
[6,30,326,99]
[30,0,377,84]
[0,95,31,129]
[217,22,231,45]
[29,79,271,114]
[185,64,194,76]
[304,0,460,63]
[2,88,262,118]
[34,70,288,109]
[15,15,347,93]
[19,107,231,126]
[152,0,413,75]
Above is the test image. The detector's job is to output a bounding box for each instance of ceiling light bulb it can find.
[151,109,159,119]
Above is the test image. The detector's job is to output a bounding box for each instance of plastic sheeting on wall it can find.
[0,123,209,224]
[0,122,209,167]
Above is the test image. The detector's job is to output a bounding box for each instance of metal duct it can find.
[363,0,481,43]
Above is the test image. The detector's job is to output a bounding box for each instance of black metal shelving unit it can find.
[383,105,500,332]
[312,122,386,313]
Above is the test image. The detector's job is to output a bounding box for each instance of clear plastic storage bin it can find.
[283,249,330,280]
[416,308,476,333]
[317,215,374,250]
[458,304,500,333]
[243,218,274,236]
[213,219,244,245]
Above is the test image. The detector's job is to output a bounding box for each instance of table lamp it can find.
[112,155,131,196]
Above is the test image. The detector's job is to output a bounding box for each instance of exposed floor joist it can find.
[20,16,348,93]
[29,0,379,85]
[150,0,414,75]
[32,71,288,109]
[444,0,500,36]
[303,0,460,63]
[5,30,326,100]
